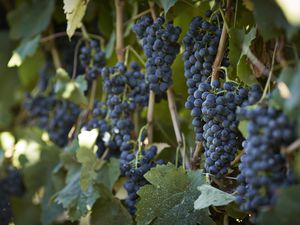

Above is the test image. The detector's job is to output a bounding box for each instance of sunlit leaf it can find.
[63,0,90,38]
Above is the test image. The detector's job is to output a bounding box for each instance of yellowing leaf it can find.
[63,0,90,38]
[8,35,40,67]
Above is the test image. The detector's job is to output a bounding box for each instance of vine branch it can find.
[48,28,62,69]
[115,0,125,62]
[72,38,84,79]
[149,1,157,20]
[40,31,104,43]
[147,91,155,144]
[146,0,157,145]
[191,141,203,169]
[230,150,244,166]
[259,41,278,103]
[281,138,300,155]
[211,0,232,83]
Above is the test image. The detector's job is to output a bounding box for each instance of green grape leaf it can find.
[136,164,215,225]
[7,0,54,40]
[55,171,101,221]
[41,179,64,225]
[11,127,63,225]
[75,75,88,93]
[55,137,120,221]
[105,32,116,58]
[8,35,40,67]
[252,0,298,39]
[225,202,248,220]
[271,64,300,135]
[96,158,120,190]
[238,120,249,138]
[77,129,100,191]
[63,0,90,38]
[54,69,88,106]
[90,185,133,225]
[158,0,178,14]
[17,50,45,90]
[11,196,41,225]
[228,27,256,84]
[194,184,235,210]
[237,56,257,85]
[0,32,21,129]
[257,185,300,225]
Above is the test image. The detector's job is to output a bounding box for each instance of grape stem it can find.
[258,40,278,103]
[281,138,300,155]
[276,35,289,68]
[135,125,148,168]
[191,141,203,170]
[115,0,125,62]
[72,38,84,79]
[125,45,146,66]
[48,27,62,69]
[210,0,232,84]
[243,45,270,76]
[230,150,244,166]
[88,80,97,111]
[223,215,229,225]
[167,89,191,169]
[127,9,152,22]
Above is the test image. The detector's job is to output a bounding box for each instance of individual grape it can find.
[133,16,181,97]
[236,106,295,213]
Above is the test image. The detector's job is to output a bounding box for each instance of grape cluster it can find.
[82,101,119,158]
[47,101,81,147]
[0,169,25,225]
[183,13,227,113]
[120,145,162,214]
[25,94,81,147]
[198,81,250,177]
[236,106,295,212]
[125,62,149,108]
[190,79,262,177]
[133,16,181,96]
[102,63,135,149]
[24,94,56,129]
[101,62,149,149]
[79,40,106,81]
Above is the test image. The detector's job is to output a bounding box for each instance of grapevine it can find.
[1,1,300,225]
